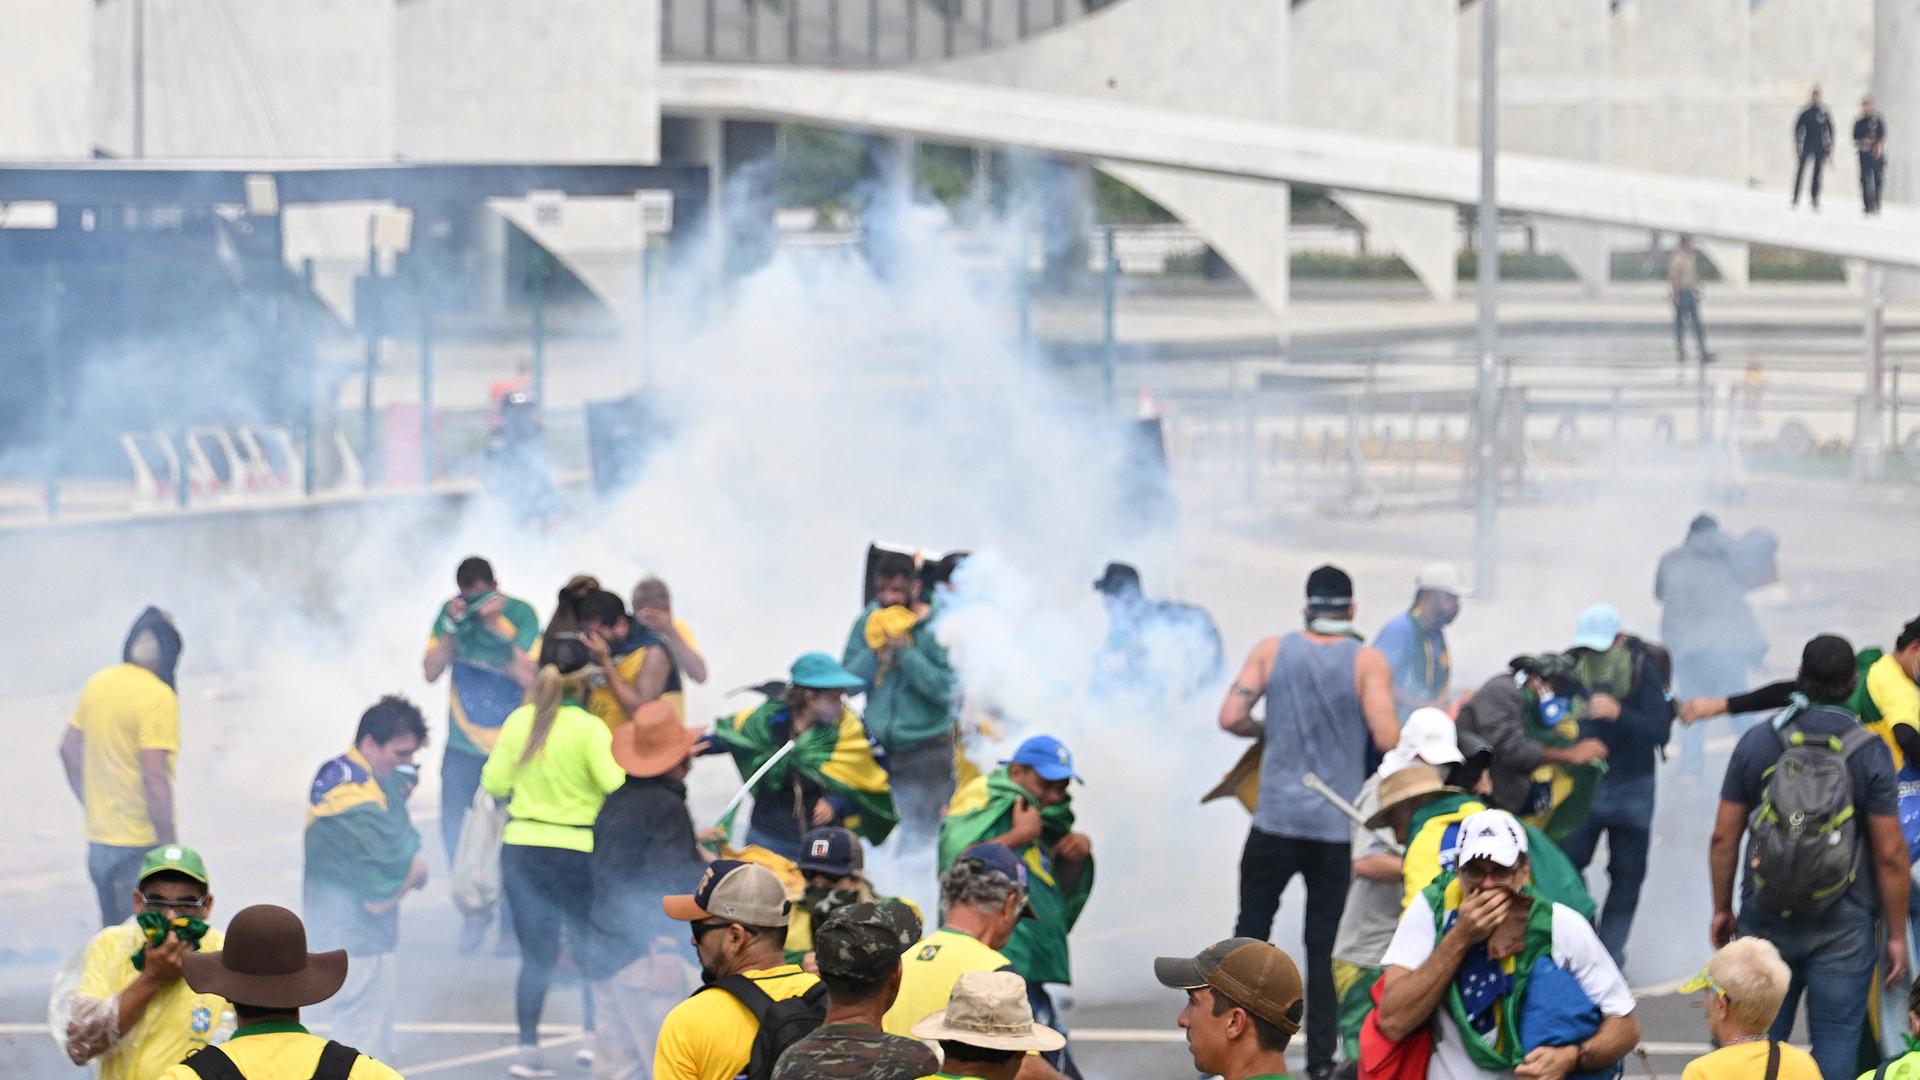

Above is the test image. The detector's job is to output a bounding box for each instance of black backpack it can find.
[699,974,828,1080]
[183,1040,358,1080]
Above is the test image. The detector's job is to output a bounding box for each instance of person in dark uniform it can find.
[1793,86,1836,209]
[1856,96,1889,214]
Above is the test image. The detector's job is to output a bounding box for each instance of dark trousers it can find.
[1794,150,1827,206]
[1673,289,1708,363]
[1234,828,1350,1072]
[1862,151,1886,212]
[502,842,594,1045]
[1558,772,1655,967]
[887,735,956,852]
[1027,982,1082,1080]
[88,843,150,927]
[440,746,487,863]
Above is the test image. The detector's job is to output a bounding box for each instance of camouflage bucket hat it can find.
[816,900,921,983]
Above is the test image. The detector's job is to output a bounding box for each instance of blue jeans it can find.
[1027,982,1082,1080]
[87,843,149,927]
[1560,773,1655,967]
[1740,899,1877,1080]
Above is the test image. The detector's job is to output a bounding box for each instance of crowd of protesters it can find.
[51,515,1920,1080]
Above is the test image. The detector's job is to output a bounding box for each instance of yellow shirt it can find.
[587,647,655,732]
[1682,1040,1820,1080]
[72,664,180,846]
[157,1022,404,1080]
[654,965,820,1080]
[482,702,625,853]
[1865,652,1920,769]
[882,929,1015,1038]
[77,922,230,1080]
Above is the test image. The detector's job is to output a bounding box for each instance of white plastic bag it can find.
[451,786,509,916]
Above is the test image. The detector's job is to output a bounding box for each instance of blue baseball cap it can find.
[1570,603,1622,652]
[1003,734,1082,783]
[957,843,1037,919]
[789,652,866,691]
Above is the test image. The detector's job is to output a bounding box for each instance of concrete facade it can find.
[91,0,394,159]
[928,0,1291,326]
[1293,0,1458,302]
[394,0,658,163]
[0,0,92,158]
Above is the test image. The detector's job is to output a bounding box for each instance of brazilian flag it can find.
[1403,792,1595,921]
[938,768,1095,987]
[711,701,898,844]
[304,749,421,902]
[1519,689,1605,843]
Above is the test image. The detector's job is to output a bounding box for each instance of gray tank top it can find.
[1254,632,1368,843]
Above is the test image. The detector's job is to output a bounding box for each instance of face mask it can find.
[1538,694,1569,725]
[806,884,864,920]
[1307,616,1354,636]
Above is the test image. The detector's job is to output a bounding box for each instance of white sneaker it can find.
[507,1046,558,1079]
[574,1045,596,1069]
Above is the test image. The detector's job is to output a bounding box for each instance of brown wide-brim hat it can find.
[612,701,704,779]
[182,904,348,1010]
[1364,766,1465,831]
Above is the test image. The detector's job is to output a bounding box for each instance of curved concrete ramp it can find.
[659,63,1920,270]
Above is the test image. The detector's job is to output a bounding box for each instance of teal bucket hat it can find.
[790,652,866,690]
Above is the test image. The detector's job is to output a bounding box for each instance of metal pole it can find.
[362,216,379,484]
[1102,227,1118,414]
[419,297,435,487]
[1856,262,1887,480]
[640,240,655,388]
[1471,0,1500,597]
[301,257,318,496]
[132,0,146,159]
[531,250,548,414]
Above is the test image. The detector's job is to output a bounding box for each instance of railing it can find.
[661,0,1096,65]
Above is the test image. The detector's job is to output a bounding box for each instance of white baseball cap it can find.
[1457,809,1529,869]
[1415,562,1465,597]
[1380,707,1465,776]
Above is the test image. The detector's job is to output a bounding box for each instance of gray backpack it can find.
[1746,716,1880,917]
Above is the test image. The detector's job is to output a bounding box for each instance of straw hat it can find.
[1363,765,1464,831]
[911,970,1066,1052]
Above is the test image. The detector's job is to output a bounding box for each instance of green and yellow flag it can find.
[710,701,899,845]
[938,767,1095,987]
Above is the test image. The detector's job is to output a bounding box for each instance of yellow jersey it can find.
[71,664,179,846]
[1682,1040,1820,1080]
[654,965,821,1080]
[76,921,230,1080]
[156,1021,403,1080]
[882,929,1015,1038]
[1864,652,1920,769]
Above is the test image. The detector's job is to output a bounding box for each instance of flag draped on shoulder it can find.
[1422,871,1558,1073]
[304,749,420,902]
[1519,691,1605,843]
[938,767,1095,986]
[450,660,526,753]
[710,700,899,844]
[1403,793,1595,921]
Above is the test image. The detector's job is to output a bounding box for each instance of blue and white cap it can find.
[1003,734,1082,783]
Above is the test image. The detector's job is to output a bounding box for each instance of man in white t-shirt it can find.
[1373,810,1639,1080]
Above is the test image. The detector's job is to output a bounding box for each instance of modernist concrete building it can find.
[2,0,1916,328]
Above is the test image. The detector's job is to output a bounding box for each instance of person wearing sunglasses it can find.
[61,845,233,1080]
[1678,938,1819,1080]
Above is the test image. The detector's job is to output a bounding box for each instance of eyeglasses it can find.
[691,920,735,945]
[140,895,205,914]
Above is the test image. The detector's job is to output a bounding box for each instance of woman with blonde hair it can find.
[482,635,626,1078]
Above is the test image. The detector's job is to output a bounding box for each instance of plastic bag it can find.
[47,934,113,1070]
[451,786,509,916]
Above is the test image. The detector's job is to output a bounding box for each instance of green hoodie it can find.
[841,601,958,751]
